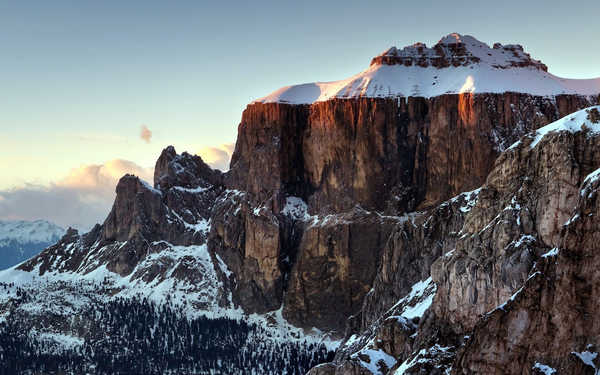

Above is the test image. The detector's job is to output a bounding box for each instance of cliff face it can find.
[449,114,600,374]
[454,174,600,374]
[215,93,595,333]
[315,106,600,375]
[232,94,592,213]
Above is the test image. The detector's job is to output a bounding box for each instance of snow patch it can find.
[352,348,397,375]
[528,106,600,149]
[388,277,437,320]
[507,234,536,249]
[583,168,600,186]
[394,345,453,375]
[581,167,600,199]
[282,196,311,221]
[140,179,162,195]
[541,248,559,258]
[532,362,556,375]
[172,185,208,194]
[572,351,598,371]
[34,331,85,353]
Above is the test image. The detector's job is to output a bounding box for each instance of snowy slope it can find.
[255,33,600,104]
[0,220,64,270]
[0,220,64,246]
[508,106,600,150]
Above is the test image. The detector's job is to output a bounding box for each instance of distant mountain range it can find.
[0,220,64,270]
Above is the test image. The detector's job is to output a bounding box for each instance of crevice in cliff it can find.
[277,217,303,292]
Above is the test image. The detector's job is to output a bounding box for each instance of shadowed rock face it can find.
[317,106,600,374]
[103,175,165,243]
[227,103,311,207]
[282,210,400,330]
[154,145,223,190]
[19,150,225,279]
[217,93,594,333]
[231,94,592,214]
[448,130,600,375]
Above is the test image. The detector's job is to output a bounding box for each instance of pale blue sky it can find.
[0,0,598,227]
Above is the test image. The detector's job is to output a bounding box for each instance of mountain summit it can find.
[256,33,600,104]
[372,33,547,70]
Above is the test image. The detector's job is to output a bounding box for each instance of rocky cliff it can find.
[315,106,600,374]
[218,93,595,333]
[1,33,600,375]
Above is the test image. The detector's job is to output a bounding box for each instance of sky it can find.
[1,0,599,229]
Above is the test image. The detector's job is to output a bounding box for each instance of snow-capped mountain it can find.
[0,220,64,270]
[256,33,600,104]
[0,34,599,374]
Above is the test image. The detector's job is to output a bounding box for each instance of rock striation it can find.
[218,93,596,333]
[371,33,548,71]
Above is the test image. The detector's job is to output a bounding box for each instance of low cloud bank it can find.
[197,143,235,171]
[0,143,236,231]
[0,159,153,231]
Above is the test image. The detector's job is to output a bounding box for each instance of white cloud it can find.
[57,159,153,195]
[198,143,235,171]
[0,159,153,231]
[0,141,236,232]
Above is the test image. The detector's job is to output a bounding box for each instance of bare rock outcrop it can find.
[283,209,400,331]
[216,93,593,333]
[371,34,548,71]
[315,106,600,374]
[19,147,224,279]
[453,168,600,374]
[432,123,600,333]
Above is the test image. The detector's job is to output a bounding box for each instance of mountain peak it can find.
[371,33,547,71]
[437,32,477,45]
[255,33,600,104]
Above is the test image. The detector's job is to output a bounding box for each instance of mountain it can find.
[315,105,600,375]
[0,220,64,270]
[0,33,599,374]
[256,33,600,104]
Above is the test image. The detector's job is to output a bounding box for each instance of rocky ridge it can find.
[371,33,547,71]
[314,107,600,374]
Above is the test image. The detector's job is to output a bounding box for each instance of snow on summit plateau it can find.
[255,33,600,104]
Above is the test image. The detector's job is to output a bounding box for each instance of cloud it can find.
[0,142,235,232]
[140,125,152,143]
[0,159,153,231]
[198,143,235,171]
[58,159,153,195]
